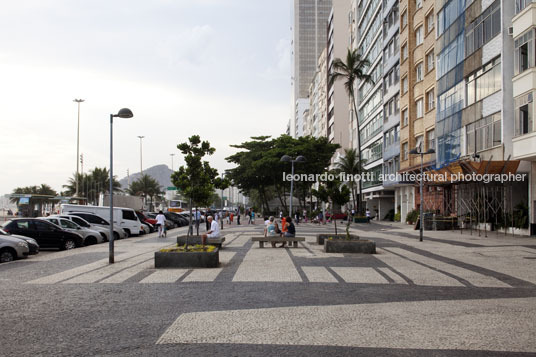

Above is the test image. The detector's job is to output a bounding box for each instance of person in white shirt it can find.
[201,216,220,245]
[155,211,166,238]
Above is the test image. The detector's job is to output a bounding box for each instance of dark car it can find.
[163,212,188,227]
[0,228,39,255]
[2,219,84,250]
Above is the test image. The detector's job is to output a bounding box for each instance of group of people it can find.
[263,216,296,248]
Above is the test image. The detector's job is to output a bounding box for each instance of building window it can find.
[426,89,435,111]
[402,43,408,61]
[515,92,534,136]
[402,108,408,126]
[416,98,423,118]
[466,57,501,106]
[427,129,435,151]
[402,76,408,94]
[426,12,434,34]
[466,112,501,153]
[426,51,434,72]
[402,142,409,160]
[416,62,423,82]
[415,135,424,150]
[514,30,535,75]
[465,0,501,56]
[416,26,423,46]
[416,0,423,10]
[437,0,468,36]
[401,10,408,29]
[516,0,536,14]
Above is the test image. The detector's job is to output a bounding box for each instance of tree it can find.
[330,48,373,215]
[11,184,58,216]
[63,167,121,204]
[171,135,219,241]
[335,148,365,211]
[127,174,162,211]
[312,173,350,236]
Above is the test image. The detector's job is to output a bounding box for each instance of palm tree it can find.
[11,184,58,216]
[63,167,121,203]
[330,48,373,215]
[127,174,162,211]
[335,148,365,211]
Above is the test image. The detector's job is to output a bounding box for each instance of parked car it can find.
[0,229,39,255]
[42,217,104,245]
[147,212,174,230]
[60,204,144,237]
[2,218,84,250]
[0,235,29,263]
[164,212,188,227]
[53,214,110,242]
[135,211,155,233]
[61,212,127,240]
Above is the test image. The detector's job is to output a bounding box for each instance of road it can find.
[1,221,536,356]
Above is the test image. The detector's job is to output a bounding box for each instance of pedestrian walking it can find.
[155,210,166,238]
[237,207,241,225]
[250,210,255,224]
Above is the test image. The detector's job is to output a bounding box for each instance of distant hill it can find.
[119,164,173,190]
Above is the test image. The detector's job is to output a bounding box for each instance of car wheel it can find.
[85,236,97,246]
[113,232,120,241]
[0,249,15,263]
[62,239,76,250]
[100,233,109,242]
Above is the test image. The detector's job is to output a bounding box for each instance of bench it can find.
[251,236,306,248]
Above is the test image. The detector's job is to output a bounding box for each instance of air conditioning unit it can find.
[508,26,514,36]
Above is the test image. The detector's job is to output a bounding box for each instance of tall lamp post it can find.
[73,99,85,198]
[409,145,435,242]
[137,136,144,175]
[170,153,175,171]
[110,108,134,264]
[280,155,306,217]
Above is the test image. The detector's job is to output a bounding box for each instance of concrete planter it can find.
[176,235,225,248]
[324,239,376,254]
[353,217,369,223]
[155,248,219,268]
[316,234,359,245]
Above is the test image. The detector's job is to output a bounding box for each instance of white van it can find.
[60,204,144,237]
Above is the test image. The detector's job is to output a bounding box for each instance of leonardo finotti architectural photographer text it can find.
[283,172,527,184]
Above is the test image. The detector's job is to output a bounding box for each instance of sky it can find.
[0,0,292,195]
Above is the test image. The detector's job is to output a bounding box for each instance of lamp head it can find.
[426,148,436,154]
[280,155,292,162]
[114,108,133,119]
[409,148,419,155]
[295,155,306,163]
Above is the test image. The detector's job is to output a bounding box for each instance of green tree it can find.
[335,148,365,211]
[127,174,162,211]
[171,135,219,240]
[11,184,58,216]
[312,173,350,236]
[330,48,373,215]
[63,167,121,204]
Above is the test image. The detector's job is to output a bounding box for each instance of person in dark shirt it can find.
[280,216,296,247]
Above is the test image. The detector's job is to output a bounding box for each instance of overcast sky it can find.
[0,0,291,195]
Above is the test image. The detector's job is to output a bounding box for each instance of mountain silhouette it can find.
[119,164,173,190]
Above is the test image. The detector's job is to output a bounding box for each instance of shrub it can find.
[160,244,216,253]
[394,212,401,222]
[406,209,419,223]
[384,209,395,221]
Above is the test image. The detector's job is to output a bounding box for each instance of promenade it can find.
[1,220,535,356]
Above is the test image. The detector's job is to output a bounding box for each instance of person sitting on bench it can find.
[265,216,280,248]
[280,216,295,248]
[201,216,220,246]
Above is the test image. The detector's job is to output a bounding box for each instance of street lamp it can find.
[137,136,145,175]
[73,99,85,198]
[409,144,435,242]
[281,155,306,217]
[170,153,175,171]
[109,108,133,264]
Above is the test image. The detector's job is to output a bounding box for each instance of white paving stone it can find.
[378,267,408,284]
[384,247,511,288]
[375,249,464,286]
[302,266,338,283]
[139,269,188,284]
[225,235,250,247]
[182,268,223,282]
[100,259,155,283]
[157,297,536,352]
[330,267,389,284]
[232,245,302,282]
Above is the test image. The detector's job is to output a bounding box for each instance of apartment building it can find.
[292,0,333,137]
[306,48,329,138]
[397,0,436,221]
[512,0,536,234]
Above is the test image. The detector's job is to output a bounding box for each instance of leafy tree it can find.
[171,135,219,239]
[63,167,121,204]
[127,174,162,211]
[330,48,373,215]
[312,173,350,236]
[335,148,365,211]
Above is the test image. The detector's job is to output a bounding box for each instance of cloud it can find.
[155,25,215,67]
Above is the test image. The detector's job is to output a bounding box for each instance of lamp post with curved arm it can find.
[280,155,306,217]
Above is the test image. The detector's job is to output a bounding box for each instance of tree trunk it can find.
[351,91,363,215]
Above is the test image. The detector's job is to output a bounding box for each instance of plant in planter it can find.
[406,209,419,225]
[155,244,219,268]
[171,135,219,249]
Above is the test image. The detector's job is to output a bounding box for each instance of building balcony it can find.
[513,2,536,38]
[513,131,536,160]
[513,68,536,97]
[383,142,400,161]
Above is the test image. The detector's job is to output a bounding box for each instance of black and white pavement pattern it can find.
[1,221,536,356]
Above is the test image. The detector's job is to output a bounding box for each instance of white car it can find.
[58,213,127,240]
[42,217,104,246]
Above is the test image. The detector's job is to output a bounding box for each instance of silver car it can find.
[61,213,128,240]
[52,215,111,242]
[0,235,29,263]
[42,217,104,245]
